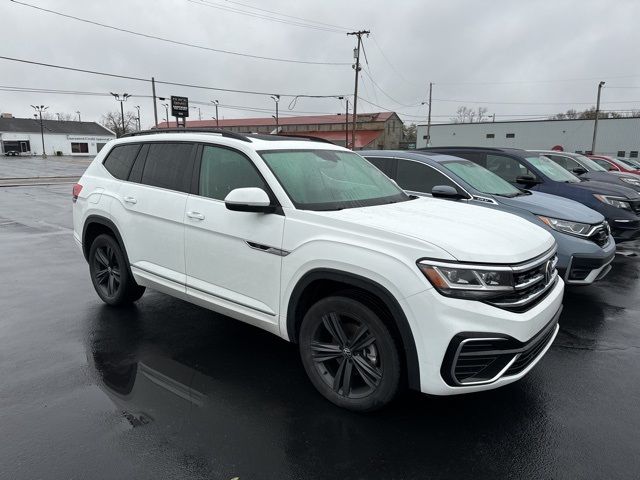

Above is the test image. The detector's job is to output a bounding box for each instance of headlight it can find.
[417,261,514,300]
[538,216,592,237]
[593,194,631,210]
[621,177,640,187]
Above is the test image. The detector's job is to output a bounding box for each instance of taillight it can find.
[72,183,83,202]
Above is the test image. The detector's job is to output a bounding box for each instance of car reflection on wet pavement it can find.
[1,184,639,480]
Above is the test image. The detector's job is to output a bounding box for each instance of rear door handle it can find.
[123,196,137,204]
[187,211,205,220]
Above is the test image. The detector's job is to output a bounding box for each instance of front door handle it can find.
[187,211,205,220]
[123,196,137,204]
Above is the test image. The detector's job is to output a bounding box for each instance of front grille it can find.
[630,201,640,215]
[486,249,558,313]
[589,223,610,247]
[441,312,561,386]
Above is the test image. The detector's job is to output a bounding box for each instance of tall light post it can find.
[190,106,202,121]
[134,105,141,131]
[75,110,81,122]
[110,92,130,136]
[591,81,606,154]
[270,95,280,130]
[55,113,61,121]
[162,103,169,125]
[31,105,48,157]
[212,100,219,127]
[421,82,433,147]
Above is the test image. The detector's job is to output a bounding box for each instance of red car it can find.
[589,154,640,175]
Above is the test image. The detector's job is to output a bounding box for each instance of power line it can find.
[435,74,640,86]
[431,98,640,105]
[9,0,349,66]
[185,0,347,33]
[0,55,349,98]
[369,36,422,89]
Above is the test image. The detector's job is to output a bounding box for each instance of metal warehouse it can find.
[0,116,115,156]
[417,117,640,158]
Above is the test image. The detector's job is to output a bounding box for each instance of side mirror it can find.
[224,187,275,213]
[515,175,541,185]
[572,166,588,175]
[431,185,464,199]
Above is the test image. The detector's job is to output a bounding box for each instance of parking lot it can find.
[1,157,640,480]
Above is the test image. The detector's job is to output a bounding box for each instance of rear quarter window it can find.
[102,144,141,180]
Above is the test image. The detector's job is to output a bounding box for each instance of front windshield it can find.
[617,157,640,169]
[442,160,521,196]
[526,155,581,183]
[573,154,608,172]
[260,149,409,211]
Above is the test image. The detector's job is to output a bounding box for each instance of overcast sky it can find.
[1,0,639,128]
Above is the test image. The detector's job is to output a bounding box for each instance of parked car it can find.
[362,150,615,285]
[588,154,640,175]
[531,150,640,191]
[4,150,19,156]
[73,130,564,411]
[421,147,640,243]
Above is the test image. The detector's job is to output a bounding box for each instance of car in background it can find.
[4,150,19,156]
[589,154,640,175]
[362,150,615,285]
[420,147,640,243]
[531,150,640,191]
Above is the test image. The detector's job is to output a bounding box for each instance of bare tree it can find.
[451,106,488,123]
[402,123,417,142]
[476,107,488,122]
[101,111,138,137]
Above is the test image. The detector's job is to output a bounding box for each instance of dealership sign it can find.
[67,136,114,142]
[171,96,189,118]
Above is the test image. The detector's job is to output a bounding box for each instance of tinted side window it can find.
[140,143,195,193]
[396,160,458,193]
[103,144,140,180]
[485,154,533,183]
[592,158,616,171]
[366,157,396,178]
[199,145,267,200]
[546,154,580,171]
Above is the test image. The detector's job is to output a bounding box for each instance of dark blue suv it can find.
[421,147,640,243]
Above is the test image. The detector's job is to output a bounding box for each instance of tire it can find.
[88,234,145,306]
[298,295,401,412]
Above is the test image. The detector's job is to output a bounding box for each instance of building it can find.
[0,116,115,156]
[157,112,403,150]
[416,117,640,158]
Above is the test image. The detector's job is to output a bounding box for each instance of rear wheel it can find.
[299,296,401,412]
[89,234,145,306]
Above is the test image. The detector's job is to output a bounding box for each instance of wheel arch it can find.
[82,215,129,266]
[287,268,421,390]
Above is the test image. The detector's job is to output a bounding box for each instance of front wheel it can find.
[299,296,401,412]
[89,234,145,306]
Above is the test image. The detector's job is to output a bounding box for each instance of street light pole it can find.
[270,95,280,130]
[421,82,433,147]
[347,30,370,150]
[75,111,81,122]
[134,105,141,130]
[110,92,130,136]
[212,100,219,127]
[162,103,169,125]
[31,105,48,157]
[591,81,606,154]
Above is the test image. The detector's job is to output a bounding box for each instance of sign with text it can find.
[171,96,189,118]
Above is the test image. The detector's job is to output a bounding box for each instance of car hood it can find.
[496,191,604,224]
[571,179,640,199]
[320,197,555,264]
[582,171,640,190]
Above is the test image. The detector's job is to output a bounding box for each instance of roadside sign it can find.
[171,96,189,118]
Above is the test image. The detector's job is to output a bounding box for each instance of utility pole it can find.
[134,105,141,130]
[75,111,81,122]
[55,113,61,121]
[151,77,158,127]
[345,98,350,147]
[212,100,219,127]
[31,105,48,157]
[422,82,433,146]
[492,113,495,122]
[271,95,280,130]
[591,81,605,154]
[347,30,369,150]
[110,92,130,136]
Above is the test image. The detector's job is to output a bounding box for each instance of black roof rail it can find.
[243,133,336,145]
[418,146,511,152]
[122,128,251,142]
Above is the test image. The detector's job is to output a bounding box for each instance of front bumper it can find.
[403,277,564,395]
[610,219,640,243]
[555,233,616,285]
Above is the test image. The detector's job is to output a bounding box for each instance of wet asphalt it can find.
[1,182,639,480]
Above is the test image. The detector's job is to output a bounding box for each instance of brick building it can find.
[157,112,403,150]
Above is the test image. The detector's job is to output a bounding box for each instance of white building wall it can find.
[416,118,640,157]
[0,132,114,155]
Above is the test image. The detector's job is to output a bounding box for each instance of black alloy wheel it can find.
[299,296,401,411]
[89,234,145,306]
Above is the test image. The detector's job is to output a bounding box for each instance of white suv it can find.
[73,130,564,411]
